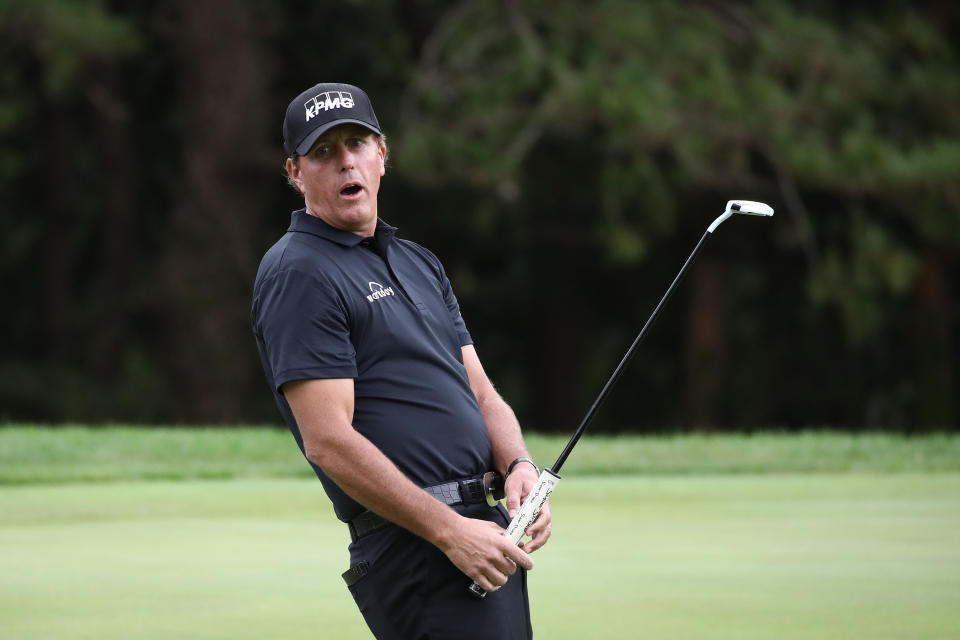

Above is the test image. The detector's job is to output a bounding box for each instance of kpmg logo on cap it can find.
[304,91,355,121]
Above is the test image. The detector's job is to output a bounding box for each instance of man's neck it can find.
[304,205,377,237]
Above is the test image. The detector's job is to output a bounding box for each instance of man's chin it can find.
[332,205,377,233]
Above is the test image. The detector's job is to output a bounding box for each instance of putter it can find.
[469,199,774,598]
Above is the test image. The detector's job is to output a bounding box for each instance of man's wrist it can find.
[425,504,465,552]
[505,456,539,479]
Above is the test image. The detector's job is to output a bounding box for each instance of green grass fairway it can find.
[2,474,958,639]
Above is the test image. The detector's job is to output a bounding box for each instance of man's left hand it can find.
[504,464,552,553]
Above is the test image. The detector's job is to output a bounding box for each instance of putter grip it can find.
[468,468,561,598]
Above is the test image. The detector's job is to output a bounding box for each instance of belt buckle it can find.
[482,471,504,506]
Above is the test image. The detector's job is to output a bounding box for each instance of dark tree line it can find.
[1,0,957,431]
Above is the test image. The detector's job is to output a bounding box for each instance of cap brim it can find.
[294,119,383,155]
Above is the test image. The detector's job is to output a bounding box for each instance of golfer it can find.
[251,82,550,639]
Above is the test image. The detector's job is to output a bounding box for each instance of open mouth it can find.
[340,184,362,196]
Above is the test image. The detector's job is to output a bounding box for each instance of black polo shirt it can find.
[251,209,492,522]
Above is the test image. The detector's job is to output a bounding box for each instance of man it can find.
[251,82,551,639]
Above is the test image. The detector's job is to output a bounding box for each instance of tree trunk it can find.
[162,0,270,422]
[684,255,727,431]
[528,281,583,433]
[88,59,136,379]
[912,246,955,430]
[39,93,76,366]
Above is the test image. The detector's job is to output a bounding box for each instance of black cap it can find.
[282,82,382,156]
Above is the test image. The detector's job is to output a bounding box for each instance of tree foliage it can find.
[0,0,956,429]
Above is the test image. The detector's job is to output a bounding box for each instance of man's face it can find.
[287,124,386,235]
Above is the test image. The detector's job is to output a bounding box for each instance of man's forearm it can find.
[284,367,535,591]
[302,416,535,590]
[283,379,462,548]
[305,423,463,548]
[477,389,534,474]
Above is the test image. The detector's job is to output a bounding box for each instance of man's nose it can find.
[339,145,355,171]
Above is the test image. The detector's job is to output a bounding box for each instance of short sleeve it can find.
[434,258,473,347]
[253,268,357,390]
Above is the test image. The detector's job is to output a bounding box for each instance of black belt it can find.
[347,471,504,542]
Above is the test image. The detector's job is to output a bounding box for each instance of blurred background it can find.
[1,0,957,432]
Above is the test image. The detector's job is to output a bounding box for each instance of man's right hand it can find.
[435,515,534,592]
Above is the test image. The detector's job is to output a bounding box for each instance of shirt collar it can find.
[288,209,397,247]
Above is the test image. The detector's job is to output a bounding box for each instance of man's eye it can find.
[314,145,330,156]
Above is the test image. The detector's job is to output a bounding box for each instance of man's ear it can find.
[285,157,304,192]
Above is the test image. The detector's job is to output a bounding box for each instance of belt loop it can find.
[347,520,359,543]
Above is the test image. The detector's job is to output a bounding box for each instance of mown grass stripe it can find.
[1,426,958,485]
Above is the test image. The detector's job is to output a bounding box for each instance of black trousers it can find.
[345,502,533,640]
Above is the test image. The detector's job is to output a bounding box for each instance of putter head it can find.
[707,199,774,232]
[727,200,774,216]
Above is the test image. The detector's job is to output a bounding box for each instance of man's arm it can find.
[282,377,533,591]
[461,345,552,553]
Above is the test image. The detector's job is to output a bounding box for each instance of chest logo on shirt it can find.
[366,281,395,303]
